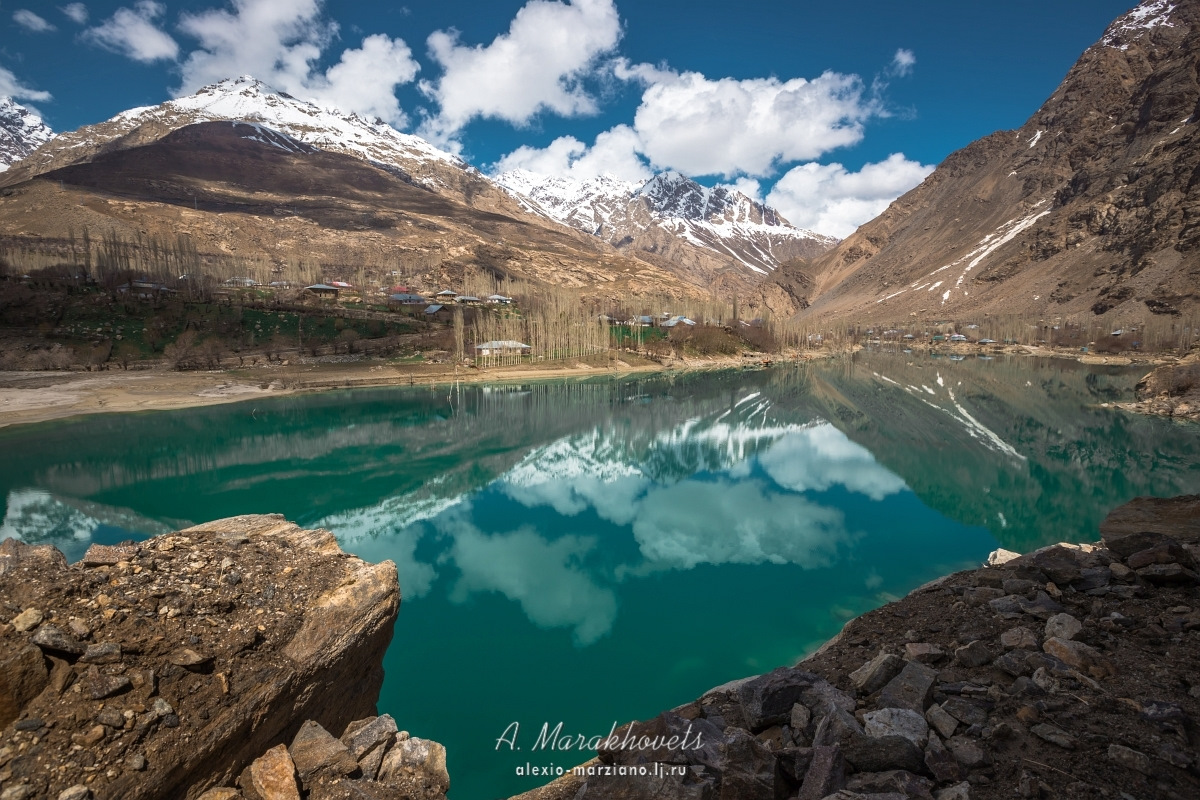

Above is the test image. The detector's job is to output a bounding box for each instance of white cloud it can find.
[891,48,916,77]
[85,1,179,63]
[766,153,934,238]
[446,520,618,646]
[14,9,56,32]
[420,0,622,142]
[629,479,850,571]
[632,70,880,178]
[176,0,418,126]
[61,3,89,24]
[758,424,907,501]
[721,177,763,203]
[0,66,52,103]
[492,124,650,182]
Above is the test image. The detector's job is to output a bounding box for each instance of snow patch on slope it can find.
[0,96,54,172]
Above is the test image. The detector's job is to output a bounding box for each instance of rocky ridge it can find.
[0,514,408,800]
[1119,351,1200,421]
[495,169,837,288]
[517,495,1200,800]
[766,0,1200,323]
[0,98,53,174]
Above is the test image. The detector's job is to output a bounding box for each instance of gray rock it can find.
[962,587,1005,606]
[736,667,816,729]
[945,735,989,768]
[814,706,866,748]
[79,642,122,664]
[1136,563,1199,585]
[12,717,44,731]
[1126,540,1193,569]
[1001,578,1036,595]
[1107,743,1151,774]
[844,735,926,774]
[987,595,1025,617]
[712,729,775,800]
[126,753,147,772]
[1020,592,1066,620]
[954,641,992,668]
[939,698,988,727]
[377,735,450,794]
[987,549,1020,566]
[340,713,398,761]
[1031,722,1077,750]
[797,745,846,800]
[993,650,1032,677]
[790,702,812,732]
[31,624,85,657]
[81,542,139,566]
[56,786,91,800]
[83,666,131,700]
[904,643,947,664]
[799,679,857,720]
[775,746,815,785]
[846,770,934,800]
[1,786,36,800]
[863,708,929,747]
[924,736,961,783]
[1074,566,1111,591]
[879,661,938,713]
[288,720,360,782]
[96,707,125,728]
[850,653,904,694]
[1042,637,1115,678]
[934,781,972,800]
[925,704,958,739]
[1044,613,1082,641]
[150,697,174,718]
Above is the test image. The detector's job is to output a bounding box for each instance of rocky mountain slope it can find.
[0,98,54,174]
[767,0,1200,323]
[518,494,1200,800]
[496,169,837,290]
[0,120,707,301]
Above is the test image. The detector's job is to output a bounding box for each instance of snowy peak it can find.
[1102,0,1177,49]
[493,168,837,275]
[0,97,54,173]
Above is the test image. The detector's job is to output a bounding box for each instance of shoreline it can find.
[0,343,1176,430]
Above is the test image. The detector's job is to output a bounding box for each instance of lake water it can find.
[2,352,1199,799]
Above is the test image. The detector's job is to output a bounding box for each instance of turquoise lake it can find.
[2,352,1199,798]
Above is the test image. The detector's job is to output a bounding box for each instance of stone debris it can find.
[0,515,401,800]
[545,495,1200,800]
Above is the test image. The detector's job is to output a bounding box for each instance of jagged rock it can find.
[987,549,1021,566]
[81,542,140,567]
[904,644,947,664]
[923,736,961,783]
[797,745,845,800]
[878,661,937,713]
[814,707,866,747]
[735,668,815,729]
[850,653,904,694]
[0,645,49,728]
[844,735,926,774]
[167,648,213,670]
[288,720,359,784]
[962,587,1004,606]
[377,735,449,795]
[999,626,1038,650]
[1030,723,1077,750]
[863,708,929,747]
[938,698,987,727]
[340,714,398,761]
[846,769,934,800]
[953,641,992,668]
[246,744,300,800]
[934,782,971,800]
[56,787,91,800]
[790,702,812,732]
[79,643,122,664]
[945,736,989,768]
[1136,563,1199,585]
[1044,614,1082,641]
[10,608,43,632]
[775,746,815,785]
[197,790,241,800]
[1042,637,1115,678]
[31,625,85,657]
[924,704,958,739]
[711,729,774,800]
[1107,744,1151,774]
[993,649,1032,677]
[1,786,36,800]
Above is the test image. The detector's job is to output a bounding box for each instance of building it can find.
[486,294,513,304]
[475,340,530,357]
[388,293,427,305]
[301,283,339,300]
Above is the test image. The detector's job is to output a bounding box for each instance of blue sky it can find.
[2,0,1137,236]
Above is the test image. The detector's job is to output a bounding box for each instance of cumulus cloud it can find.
[0,66,52,103]
[629,479,850,572]
[758,424,907,501]
[503,471,648,526]
[891,48,916,77]
[446,520,618,646]
[61,3,89,24]
[420,0,621,142]
[14,9,56,32]
[492,124,650,182]
[765,153,934,238]
[632,70,879,178]
[85,1,179,63]
[176,0,418,126]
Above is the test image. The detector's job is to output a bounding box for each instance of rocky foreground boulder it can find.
[517,495,1200,800]
[0,514,420,800]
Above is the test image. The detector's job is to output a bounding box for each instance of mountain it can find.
[495,168,837,289]
[0,97,54,173]
[0,76,520,214]
[766,0,1200,323]
[0,120,705,300]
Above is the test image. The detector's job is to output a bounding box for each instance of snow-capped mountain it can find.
[1,77,500,203]
[0,97,54,173]
[494,168,837,275]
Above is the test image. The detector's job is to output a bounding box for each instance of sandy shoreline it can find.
[0,354,759,429]
[0,343,1170,430]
